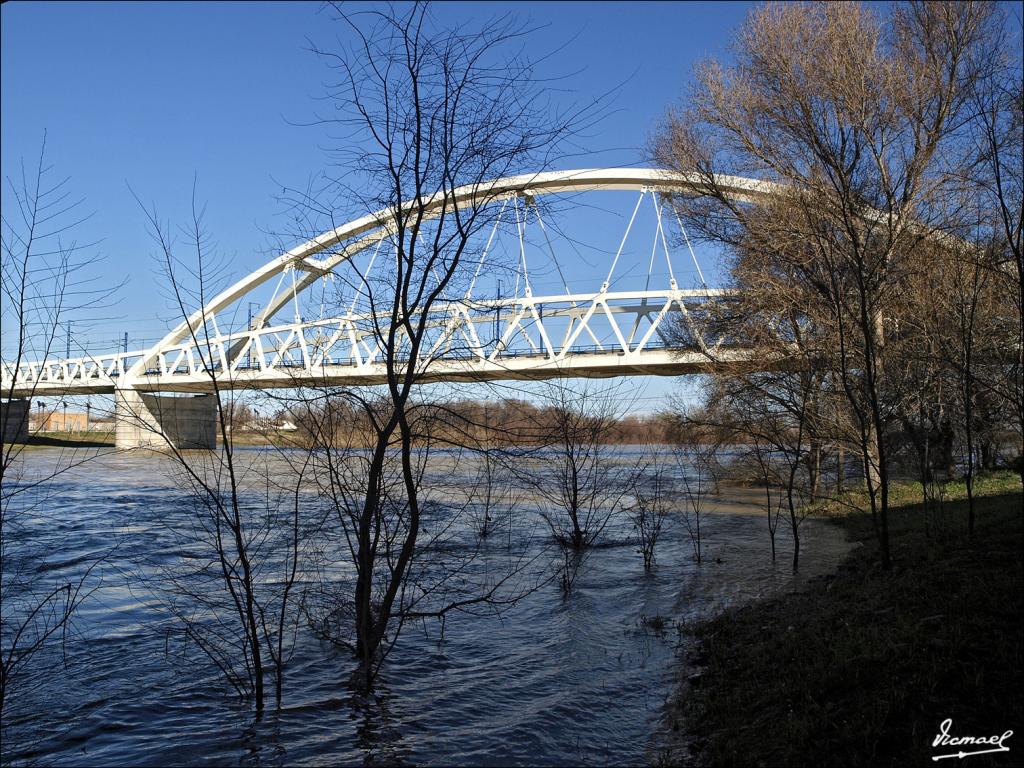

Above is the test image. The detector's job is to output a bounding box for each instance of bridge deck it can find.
[3,346,760,397]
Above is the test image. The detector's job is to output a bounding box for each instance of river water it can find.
[2,446,850,766]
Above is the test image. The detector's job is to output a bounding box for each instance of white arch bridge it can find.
[2,168,772,447]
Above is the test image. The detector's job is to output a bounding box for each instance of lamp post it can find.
[247,302,260,369]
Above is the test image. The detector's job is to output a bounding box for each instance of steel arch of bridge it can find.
[3,168,776,397]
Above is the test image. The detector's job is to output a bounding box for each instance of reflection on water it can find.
[2,447,850,767]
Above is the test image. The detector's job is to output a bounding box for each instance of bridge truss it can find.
[2,168,770,397]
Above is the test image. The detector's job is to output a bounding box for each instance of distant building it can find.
[34,410,89,432]
[241,417,299,432]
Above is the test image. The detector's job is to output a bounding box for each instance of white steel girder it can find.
[3,168,771,397]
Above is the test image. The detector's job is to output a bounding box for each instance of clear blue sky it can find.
[2,1,751,411]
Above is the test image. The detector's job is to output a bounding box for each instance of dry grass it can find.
[662,479,1023,767]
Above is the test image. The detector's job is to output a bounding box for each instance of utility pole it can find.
[123,332,129,354]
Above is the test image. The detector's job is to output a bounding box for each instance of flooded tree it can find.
[128,193,317,713]
[0,138,118,727]
[746,438,787,564]
[668,417,726,566]
[523,380,634,590]
[280,2,596,684]
[627,449,671,570]
[287,388,544,676]
[467,443,518,542]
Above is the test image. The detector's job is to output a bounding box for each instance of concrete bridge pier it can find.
[1,398,31,444]
[115,389,217,450]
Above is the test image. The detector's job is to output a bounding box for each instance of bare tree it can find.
[652,1,1005,568]
[665,398,791,562]
[260,2,597,684]
[964,25,1023,508]
[898,237,1004,535]
[747,438,787,564]
[1,138,118,727]
[290,385,544,679]
[667,414,727,566]
[628,448,672,570]
[466,442,518,543]
[532,382,629,549]
[518,380,634,590]
[125,192,316,713]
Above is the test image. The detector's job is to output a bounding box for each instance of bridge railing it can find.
[2,350,146,394]
[137,288,730,379]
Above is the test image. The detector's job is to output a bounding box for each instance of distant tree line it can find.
[247,395,675,448]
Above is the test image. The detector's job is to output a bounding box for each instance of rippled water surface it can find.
[2,447,850,766]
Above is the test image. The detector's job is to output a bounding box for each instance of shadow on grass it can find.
[25,432,114,448]
[662,488,1023,767]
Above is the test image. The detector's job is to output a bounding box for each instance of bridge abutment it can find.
[1,399,31,444]
[115,390,217,450]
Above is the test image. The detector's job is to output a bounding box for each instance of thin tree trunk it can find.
[836,444,845,493]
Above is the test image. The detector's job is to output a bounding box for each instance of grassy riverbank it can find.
[664,472,1023,767]
[13,430,287,449]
